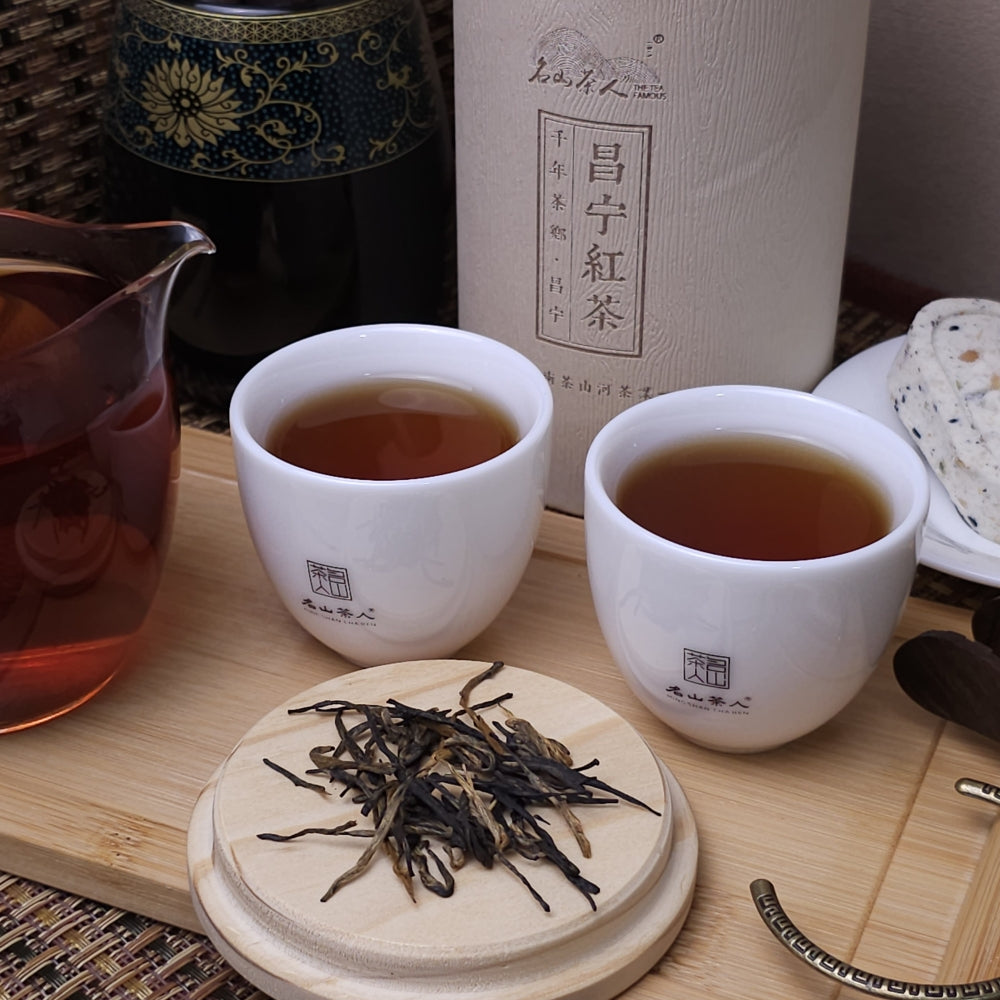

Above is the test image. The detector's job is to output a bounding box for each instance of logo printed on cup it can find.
[661,649,753,720]
[672,648,752,717]
[299,561,378,630]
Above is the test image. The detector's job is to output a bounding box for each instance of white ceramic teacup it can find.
[230,324,552,667]
[584,385,930,753]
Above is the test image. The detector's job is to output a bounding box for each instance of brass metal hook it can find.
[751,778,1000,999]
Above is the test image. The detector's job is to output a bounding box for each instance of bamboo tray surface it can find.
[2,427,999,1000]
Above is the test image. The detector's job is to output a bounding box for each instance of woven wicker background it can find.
[0,0,111,218]
[0,0,456,221]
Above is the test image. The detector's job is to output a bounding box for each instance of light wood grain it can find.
[1,427,999,1000]
[831,728,1000,1000]
[938,790,1000,983]
[189,660,697,1000]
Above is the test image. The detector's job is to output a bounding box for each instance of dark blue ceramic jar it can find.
[101,0,453,389]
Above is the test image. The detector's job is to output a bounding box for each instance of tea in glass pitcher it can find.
[0,210,213,732]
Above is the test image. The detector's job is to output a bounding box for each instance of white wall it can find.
[846,0,1000,299]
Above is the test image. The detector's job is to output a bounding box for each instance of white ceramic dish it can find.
[813,336,1000,586]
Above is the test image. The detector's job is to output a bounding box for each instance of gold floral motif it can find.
[191,44,346,173]
[106,0,436,178]
[140,58,242,148]
[353,13,433,161]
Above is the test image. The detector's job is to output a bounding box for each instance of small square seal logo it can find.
[307,561,352,601]
[683,648,731,690]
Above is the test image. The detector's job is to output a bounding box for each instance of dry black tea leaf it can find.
[258,662,659,911]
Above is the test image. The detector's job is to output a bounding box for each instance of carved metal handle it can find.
[751,778,1000,999]
[956,776,1000,808]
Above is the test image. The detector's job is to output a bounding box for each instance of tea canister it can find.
[454,0,871,514]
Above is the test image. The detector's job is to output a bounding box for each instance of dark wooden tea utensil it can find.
[972,594,1000,655]
[892,629,1000,744]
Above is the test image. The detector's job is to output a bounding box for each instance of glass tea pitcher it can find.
[0,209,213,733]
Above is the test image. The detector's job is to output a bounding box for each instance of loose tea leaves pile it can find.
[258,662,659,911]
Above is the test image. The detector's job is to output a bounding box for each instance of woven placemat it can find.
[0,873,267,1000]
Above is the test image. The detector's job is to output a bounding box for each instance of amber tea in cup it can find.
[616,433,892,561]
[230,322,553,667]
[266,378,518,480]
[585,385,930,752]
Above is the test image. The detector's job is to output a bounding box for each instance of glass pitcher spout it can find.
[0,209,214,366]
[0,208,214,279]
[99,216,216,303]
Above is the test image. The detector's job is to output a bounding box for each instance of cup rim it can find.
[583,383,931,569]
[229,323,553,488]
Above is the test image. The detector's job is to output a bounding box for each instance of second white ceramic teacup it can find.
[584,385,930,753]
[230,323,552,667]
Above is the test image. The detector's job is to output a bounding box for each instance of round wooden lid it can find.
[188,660,698,1000]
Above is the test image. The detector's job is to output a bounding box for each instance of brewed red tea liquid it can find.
[267,379,518,480]
[0,264,114,359]
[0,263,178,732]
[616,434,891,560]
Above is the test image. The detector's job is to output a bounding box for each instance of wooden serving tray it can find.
[2,427,999,999]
